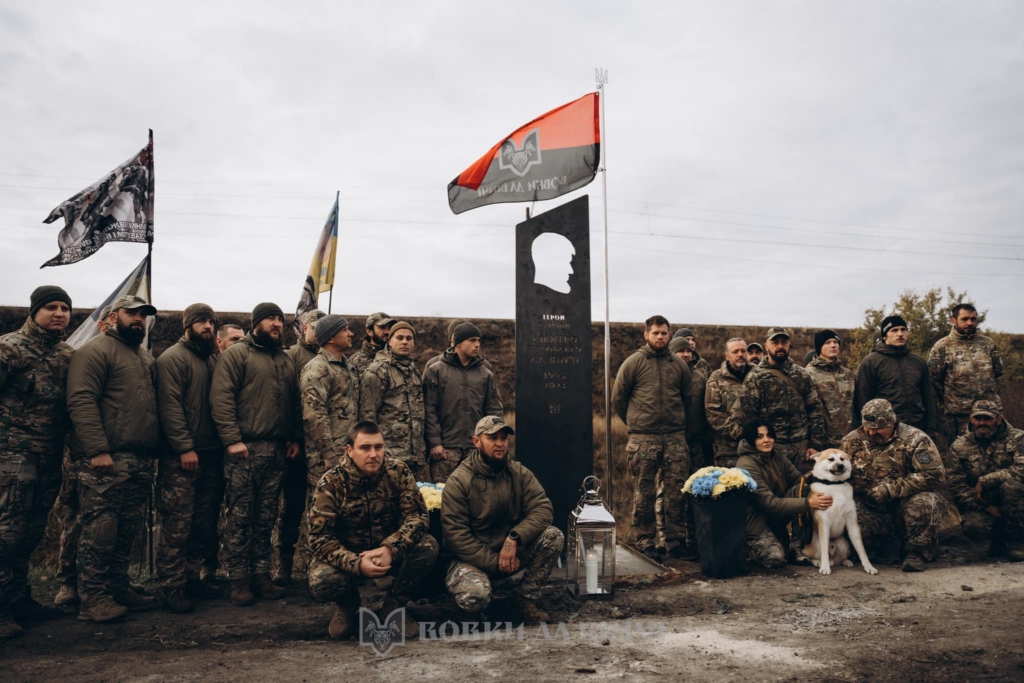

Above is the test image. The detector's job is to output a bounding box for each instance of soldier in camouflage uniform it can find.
[307,421,437,639]
[805,330,855,449]
[210,302,302,606]
[154,304,223,613]
[743,327,828,474]
[612,316,696,561]
[54,304,113,608]
[67,295,161,621]
[272,308,326,586]
[673,328,712,378]
[0,286,75,638]
[704,338,750,468]
[441,416,562,624]
[928,303,1004,449]
[947,400,1024,561]
[349,312,395,377]
[296,315,360,577]
[841,399,950,572]
[360,322,428,481]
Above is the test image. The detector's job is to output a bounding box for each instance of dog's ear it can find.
[813,449,835,462]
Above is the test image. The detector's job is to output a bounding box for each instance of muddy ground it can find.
[4,542,1023,682]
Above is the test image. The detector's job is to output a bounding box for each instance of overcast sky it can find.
[2,1,1022,331]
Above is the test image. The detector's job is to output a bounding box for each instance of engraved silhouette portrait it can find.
[531,232,575,294]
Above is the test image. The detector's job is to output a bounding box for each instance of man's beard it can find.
[253,328,282,349]
[728,359,747,373]
[481,447,507,468]
[186,329,217,355]
[771,349,789,362]
[371,331,389,346]
[955,324,977,336]
[116,320,146,345]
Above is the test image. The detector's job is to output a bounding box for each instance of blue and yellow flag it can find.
[295,194,339,334]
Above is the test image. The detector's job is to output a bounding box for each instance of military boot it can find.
[252,574,285,600]
[1007,542,1024,563]
[184,577,221,600]
[229,579,254,606]
[516,595,551,625]
[901,553,926,573]
[54,584,79,607]
[113,587,159,612]
[666,543,699,561]
[380,594,419,638]
[164,588,194,614]
[0,607,25,640]
[328,603,358,640]
[77,596,129,623]
[11,595,65,621]
[271,564,291,587]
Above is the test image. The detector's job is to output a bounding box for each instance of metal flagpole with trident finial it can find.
[595,67,612,505]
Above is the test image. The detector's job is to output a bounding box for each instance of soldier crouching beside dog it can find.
[306,421,438,640]
[440,416,563,625]
[841,398,951,572]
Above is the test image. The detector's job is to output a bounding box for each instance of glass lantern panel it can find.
[577,527,615,596]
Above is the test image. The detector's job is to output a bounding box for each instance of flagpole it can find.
[596,69,612,504]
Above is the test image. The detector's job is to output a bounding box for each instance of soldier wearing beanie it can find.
[360,322,428,480]
[210,303,301,606]
[673,327,711,378]
[842,398,949,572]
[273,308,327,585]
[66,294,160,621]
[350,312,396,376]
[806,330,855,449]
[0,287,75,637]
[154,304,222,612]
[424,319,468,375]
[423,321,503,483]
[853,315,938,435]
[293,314,361,576]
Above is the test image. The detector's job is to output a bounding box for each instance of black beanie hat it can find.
[880,315,908,337]
[447,319,468,340]
[453,322,481,346]
[814,329,840,355]
[30,285,72,317]
[315,314,350,346]
[673,327,695,340]
[183,303,216,330]
[251,302,285,328]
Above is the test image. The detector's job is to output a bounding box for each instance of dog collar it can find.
[806,475,847,486]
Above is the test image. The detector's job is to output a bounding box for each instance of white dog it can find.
[799,449,878,576]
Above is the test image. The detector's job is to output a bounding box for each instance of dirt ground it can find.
[4,542,1023,683]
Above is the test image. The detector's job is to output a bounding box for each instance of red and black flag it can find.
[447,93,600,214]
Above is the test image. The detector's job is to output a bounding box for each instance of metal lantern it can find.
[567,476,616,598]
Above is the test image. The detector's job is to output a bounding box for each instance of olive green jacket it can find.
[156,336,220,455]
[612,345,695,435]
[735,440,808,540]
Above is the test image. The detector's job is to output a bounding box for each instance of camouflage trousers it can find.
[446,525,564,611]
[389,451,428,484]
[271,450,307,575]
[0,451,61,605]
[961,479,1024,543]
[218,441,285,580]
[855,492,945,560]
[155,449,223,590]
[307,535,439,605]
[430,447,470,485]
[748,526,788,569]
[940,414,972,465]
[56,466,80,588]
[75,452,154,602]
[626,432,689,552]
[655,442,704,548]
[776,440,811,475]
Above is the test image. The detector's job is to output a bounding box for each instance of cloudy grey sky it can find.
[2,1,1022,331]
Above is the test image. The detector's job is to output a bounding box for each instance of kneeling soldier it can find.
[948,400,1024,561]
[441,416,563,624]
[841,398,948,572]
[307,421,437,640]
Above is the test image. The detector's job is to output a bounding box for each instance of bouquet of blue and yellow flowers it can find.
[417,482,444,511]
[682,466,757,498]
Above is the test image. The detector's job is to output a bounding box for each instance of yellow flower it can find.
[712,483,727,497]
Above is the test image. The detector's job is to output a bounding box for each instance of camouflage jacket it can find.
[349,339,385,377]
[0,317,74,459]
[805,356,855,449]
[691,352,712,380]
[307,454,428,575]
[286,342,319,375]
[360,349,425,465]
[743,357,828,448]
[704,361,748,459]
[300,349,360,483]
[947,422,1024,512]
[841,422,945,504]
[928,329,1004,416]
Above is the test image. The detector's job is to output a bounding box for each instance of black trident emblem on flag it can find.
[498,128,542,177]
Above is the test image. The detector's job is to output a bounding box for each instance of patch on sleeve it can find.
[917,452,932,465]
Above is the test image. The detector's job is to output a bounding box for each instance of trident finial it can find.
[595,68,608,86]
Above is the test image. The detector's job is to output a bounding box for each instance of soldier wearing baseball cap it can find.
[110,294,157,317]
[841,398,949,572]
[746,342,765,366]
[441,415,562,625]
[947,400,1024,561]
[350,312,396,376]
[287,309,326,374]
[743,326,827,475]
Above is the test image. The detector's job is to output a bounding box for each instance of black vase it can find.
[692,491,749,579]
